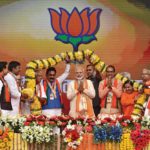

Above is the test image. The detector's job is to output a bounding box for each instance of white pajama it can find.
[42,108,61,117]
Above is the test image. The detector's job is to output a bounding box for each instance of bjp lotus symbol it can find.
[48,7,102,52]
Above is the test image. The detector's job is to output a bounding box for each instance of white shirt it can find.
[57,64,70,85]
[4,73,21,99]
[4,73,21,116]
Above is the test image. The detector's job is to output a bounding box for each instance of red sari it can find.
[121,92,138,116]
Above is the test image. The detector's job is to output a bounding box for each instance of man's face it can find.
[86,66,94,78]
[106,67,115,79]
[36,71,43,84]
[142,72,150,82]
[13,65,21,75]
[3,67,8,76]
[75,68,84,80]
[46,71,56,82]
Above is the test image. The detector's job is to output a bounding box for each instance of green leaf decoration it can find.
[69,36,82,47]
[82,35,96,43]
[55,34,68,43]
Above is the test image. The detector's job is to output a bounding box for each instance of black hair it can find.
[8,61,20,72]
[106,65,115,72]
[123,80,133,88]
[46,67,56,76]
[86,64,94,68]
[0,61,7,72]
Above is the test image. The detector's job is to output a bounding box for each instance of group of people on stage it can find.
[0,59,150,119]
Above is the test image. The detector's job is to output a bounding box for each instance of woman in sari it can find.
[121,80,138,116]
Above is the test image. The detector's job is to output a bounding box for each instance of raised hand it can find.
[65,54,70,63]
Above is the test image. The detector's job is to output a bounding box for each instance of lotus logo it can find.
[48,7,102,51]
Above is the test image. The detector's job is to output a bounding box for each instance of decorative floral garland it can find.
[22,49,145,115]
[120,131,134,150]
[132,94,147,119]
[0,127,13,149]
[62,124,84,149]
[93,124,122,143]
[22,49,107,115]
[20,123,54,144]
[115,74,143,91]
[1,115,150,149]
[141,116,150,129]
[131,123,150,150]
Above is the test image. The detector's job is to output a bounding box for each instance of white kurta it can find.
[67,79,95,118]
[144,96,150,118]
[4,73,21,117]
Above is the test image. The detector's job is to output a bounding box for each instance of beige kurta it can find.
[67,79,95,118]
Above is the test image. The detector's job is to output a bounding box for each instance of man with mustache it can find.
[86,64,102,117]
[4,61,21,117]
[99,65,122,117]
[41,60,70,117]
[67,65,95,118]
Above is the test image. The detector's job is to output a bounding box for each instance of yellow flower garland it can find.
[132,94,146,119]
[0,130,13,150]
[30,96,42,115]
[23,49,144,115]
[120,132,134,150]
[115,73,143,91]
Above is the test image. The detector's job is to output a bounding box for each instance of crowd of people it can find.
[0,60,150,119]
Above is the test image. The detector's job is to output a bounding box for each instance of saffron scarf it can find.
[101,79,119,108]
[74,80,94,117]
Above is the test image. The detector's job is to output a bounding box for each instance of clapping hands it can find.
[78,81,84,93]
[107,76,112,90]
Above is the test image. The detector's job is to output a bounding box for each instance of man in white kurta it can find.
[67,65,95,118]
[4,61,21,118]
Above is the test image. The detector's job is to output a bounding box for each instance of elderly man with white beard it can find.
[67,65,95,118]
